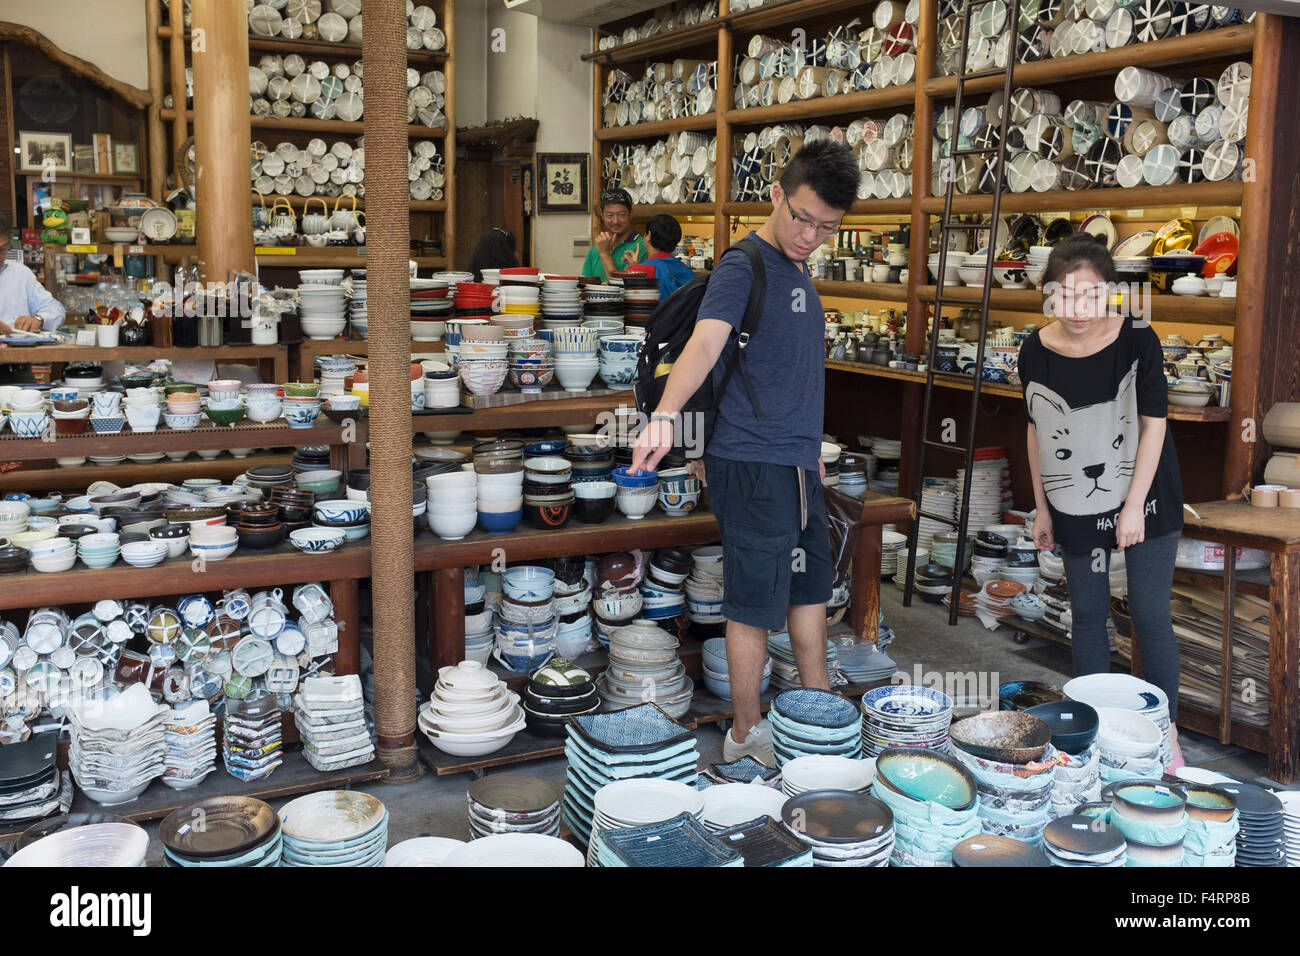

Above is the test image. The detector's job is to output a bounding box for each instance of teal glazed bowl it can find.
[875,747,978,811]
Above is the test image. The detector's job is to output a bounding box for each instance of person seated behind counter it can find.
[581,188,647,281]
[0,215,65,336]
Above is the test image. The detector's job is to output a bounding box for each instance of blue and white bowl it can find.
[8,411,49,438]
[290,527,346,553]
[612,467,658,489]
[284,402,321,428]
[189,539,238,561]
[313,500,371,524]
[599,334,644,356]
[163,412,201,431]
[502,566,556,602]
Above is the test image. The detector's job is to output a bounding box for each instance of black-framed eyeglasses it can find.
[784,196,841,238]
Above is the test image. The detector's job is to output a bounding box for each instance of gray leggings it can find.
[1059,529,1181,721]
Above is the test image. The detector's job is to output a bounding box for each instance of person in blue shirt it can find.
[625,214,697,299]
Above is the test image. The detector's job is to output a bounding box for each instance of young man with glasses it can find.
[582,188,647,281]
[630,140,859,765]
[0,217,65,337]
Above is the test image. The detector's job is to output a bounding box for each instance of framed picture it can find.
[17,131,72,174]
[113,143,139,175]
[536,153,589,214]
[73,145,95,174]
[92,133,113,173]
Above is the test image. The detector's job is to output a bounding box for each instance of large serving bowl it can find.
[1025,700,1099,755]
[290,527,346,553]
[874,747,977,811]
[1110,780,1187,826]
[950,710,1051,763]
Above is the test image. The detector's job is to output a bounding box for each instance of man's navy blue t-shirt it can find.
[700,231,823,471]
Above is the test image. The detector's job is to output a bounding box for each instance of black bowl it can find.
[236,525,287,551]
[0,545,27,573]
[119,532,149,545]
[654,547,692,572]
[523,500,572,531]
[149,523,190,540]
[548,554,587,587]
[347,469,372,492]
[524,686,598,713]
[523,710,571,739]
[977,530,1010,547]
[1025,700,1100,755]
[916,562,955,582]
[58,524,100,541]
[572,496,615,524]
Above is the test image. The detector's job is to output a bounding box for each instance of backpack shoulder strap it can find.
[712,237,768,418]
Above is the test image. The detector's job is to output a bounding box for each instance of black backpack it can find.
[633,238,766,458]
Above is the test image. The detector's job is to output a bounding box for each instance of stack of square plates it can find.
[592,811,743,867]
[222,693,282,782]
[585,779,705,867]
[161,700,217,791]
[781,790,895,866]
[711,814,814,866]
[68,684,167,806]
[0,732,70,826]
[860,685,954,758]
[278,791,388,867]
[562,704,700,850]
[709,756,781,786]
[834,642,899,685]
[294,675,374,772]
[769,689,861,768]
[766,633,840,690]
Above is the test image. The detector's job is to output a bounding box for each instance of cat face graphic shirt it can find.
[1017,320,1183,554]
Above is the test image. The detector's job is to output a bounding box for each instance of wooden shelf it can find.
[728,0,873,33]
[0,539,370,611]
[0,453,293,493]
[411,391,632,433]
[629,204,715,218]
[723,199,912,217]
[161,109,446,138]
[824,359,1230,420]
[814,280,908,301]
[587,20,723,65]
[43,243,198,257]
[253,193,446,213]
[157,25,450,65]
[725,84,917,126]
[918,182,1244,215]
[596,113,716,141]
[256,250,447,269]
[296,337,447,378]
[16,172,142,184]
[0,343,287,364]
[917,285,1237,324]
[0,421,363,458]
[925,26,1256,98]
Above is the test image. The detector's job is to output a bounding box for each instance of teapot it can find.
[330,194,360,232]
[268,198,297,239]
[300,197,330,236]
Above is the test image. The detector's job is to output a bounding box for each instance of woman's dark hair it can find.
[466,227,518,282]
[645,214,682,253]
[777,138,860,213]
[1042,232,1118,287]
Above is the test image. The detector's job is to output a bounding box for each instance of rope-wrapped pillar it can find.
[364,0,420,781]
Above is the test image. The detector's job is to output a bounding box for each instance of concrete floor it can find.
[139,582,1270,863]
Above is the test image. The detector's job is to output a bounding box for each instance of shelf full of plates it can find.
[149,0,456,275]
[587,0,1291,497]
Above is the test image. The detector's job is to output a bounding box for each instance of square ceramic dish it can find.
[595,812,742,867]
[567,702,692,754]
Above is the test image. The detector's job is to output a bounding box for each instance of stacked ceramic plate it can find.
[222,693,283,782]
[1217,782,1286,867]
[68,684,167,806]
[781,754,876,797]
[347,270,367,337]
[711,814,814,866]
[955,447,1011,528]
[697,783,789,832]
[418,660,526,757]
[917,483,956,553]
[873,748,981,866]
[1276,791,1300,866]
[161,700,217,791]
[952,834,1050,866]
[384,836,466,866]
[586,779,706,866]
[765,633,840,690]
[833,641,898,685]
[1064,673,1172,770]
[467,773,561,839]
[561,703,700,846]
[781,790,896,867]
[1043,814,1127,866]
[0,732,68,825]
[597,619,692,717]
[294,674,375,772]
[315,355,356,398]
[4,821,149,867]
[879,530,906,578]
[297,284,347,340]
[593,811,743,867]
[709,755,782,786]
[769,689,861,768]
[860,685,954,758]
[279,791,388,867]
[442,833,584,867]
[160,796,282,867]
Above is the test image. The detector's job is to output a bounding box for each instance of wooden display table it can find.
[1178,501,1300,782]
[844,490,915,644]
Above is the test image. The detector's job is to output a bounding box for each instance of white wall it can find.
[454,0,488,128]
[3,0,149,91]
[484,7,537,122]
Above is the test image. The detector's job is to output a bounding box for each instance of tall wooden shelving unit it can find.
[585,0,1298,505]
[146,0,455,273]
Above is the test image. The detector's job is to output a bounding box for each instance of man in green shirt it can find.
[581,187,647,281]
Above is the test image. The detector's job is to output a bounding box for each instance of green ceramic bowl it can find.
[204,405,246,426]
[283,382,321,398]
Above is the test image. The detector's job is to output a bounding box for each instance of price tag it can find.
[66,244,96,254]
[128,245,145,254]
[255,247,296,255]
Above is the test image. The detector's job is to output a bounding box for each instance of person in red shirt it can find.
[624,214,697,300]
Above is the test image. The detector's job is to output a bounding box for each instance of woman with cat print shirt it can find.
[1017,234,1185,769]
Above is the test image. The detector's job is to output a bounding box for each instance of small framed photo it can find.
[17,131,73,174]
[536,153,589,214]
[113,142,139,175]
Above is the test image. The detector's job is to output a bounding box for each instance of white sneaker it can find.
[722,719,775,768]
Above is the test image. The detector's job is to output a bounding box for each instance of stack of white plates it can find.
[1064,673,1172,770]
[698,782,789,831]
[587,778,704,867]
[880,530,906,577]
[781,790,895,867]
[279,791,388,867]
[294,674,374,772]
[68,684,167,806]
[597,620,691,718]
[868,438,902,460]
[442,833,584,867]
[893,547,929,591]
[781,754,876,797]
[297,284,347,340]
[347,270,367,337]
[430,270,475,294]
[859,685,953,758]
[918,484,957,553]
[384,836,465,866]
[466,773,561,839]
[161,699,217,791]
[561,703,699,846]
[4,822,149,867]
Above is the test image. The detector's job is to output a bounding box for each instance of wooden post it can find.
[167,0,189,192]
[442,0,456,269]
[433,566,466,672]
[364,0,420,781]
[852,525,883,644]
[329,578,361,675]
[1268,550,1300,782]
[145,0,168,203]
[1219,544,1236,743]
[191,0,254,279]
[714,24,733,255]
